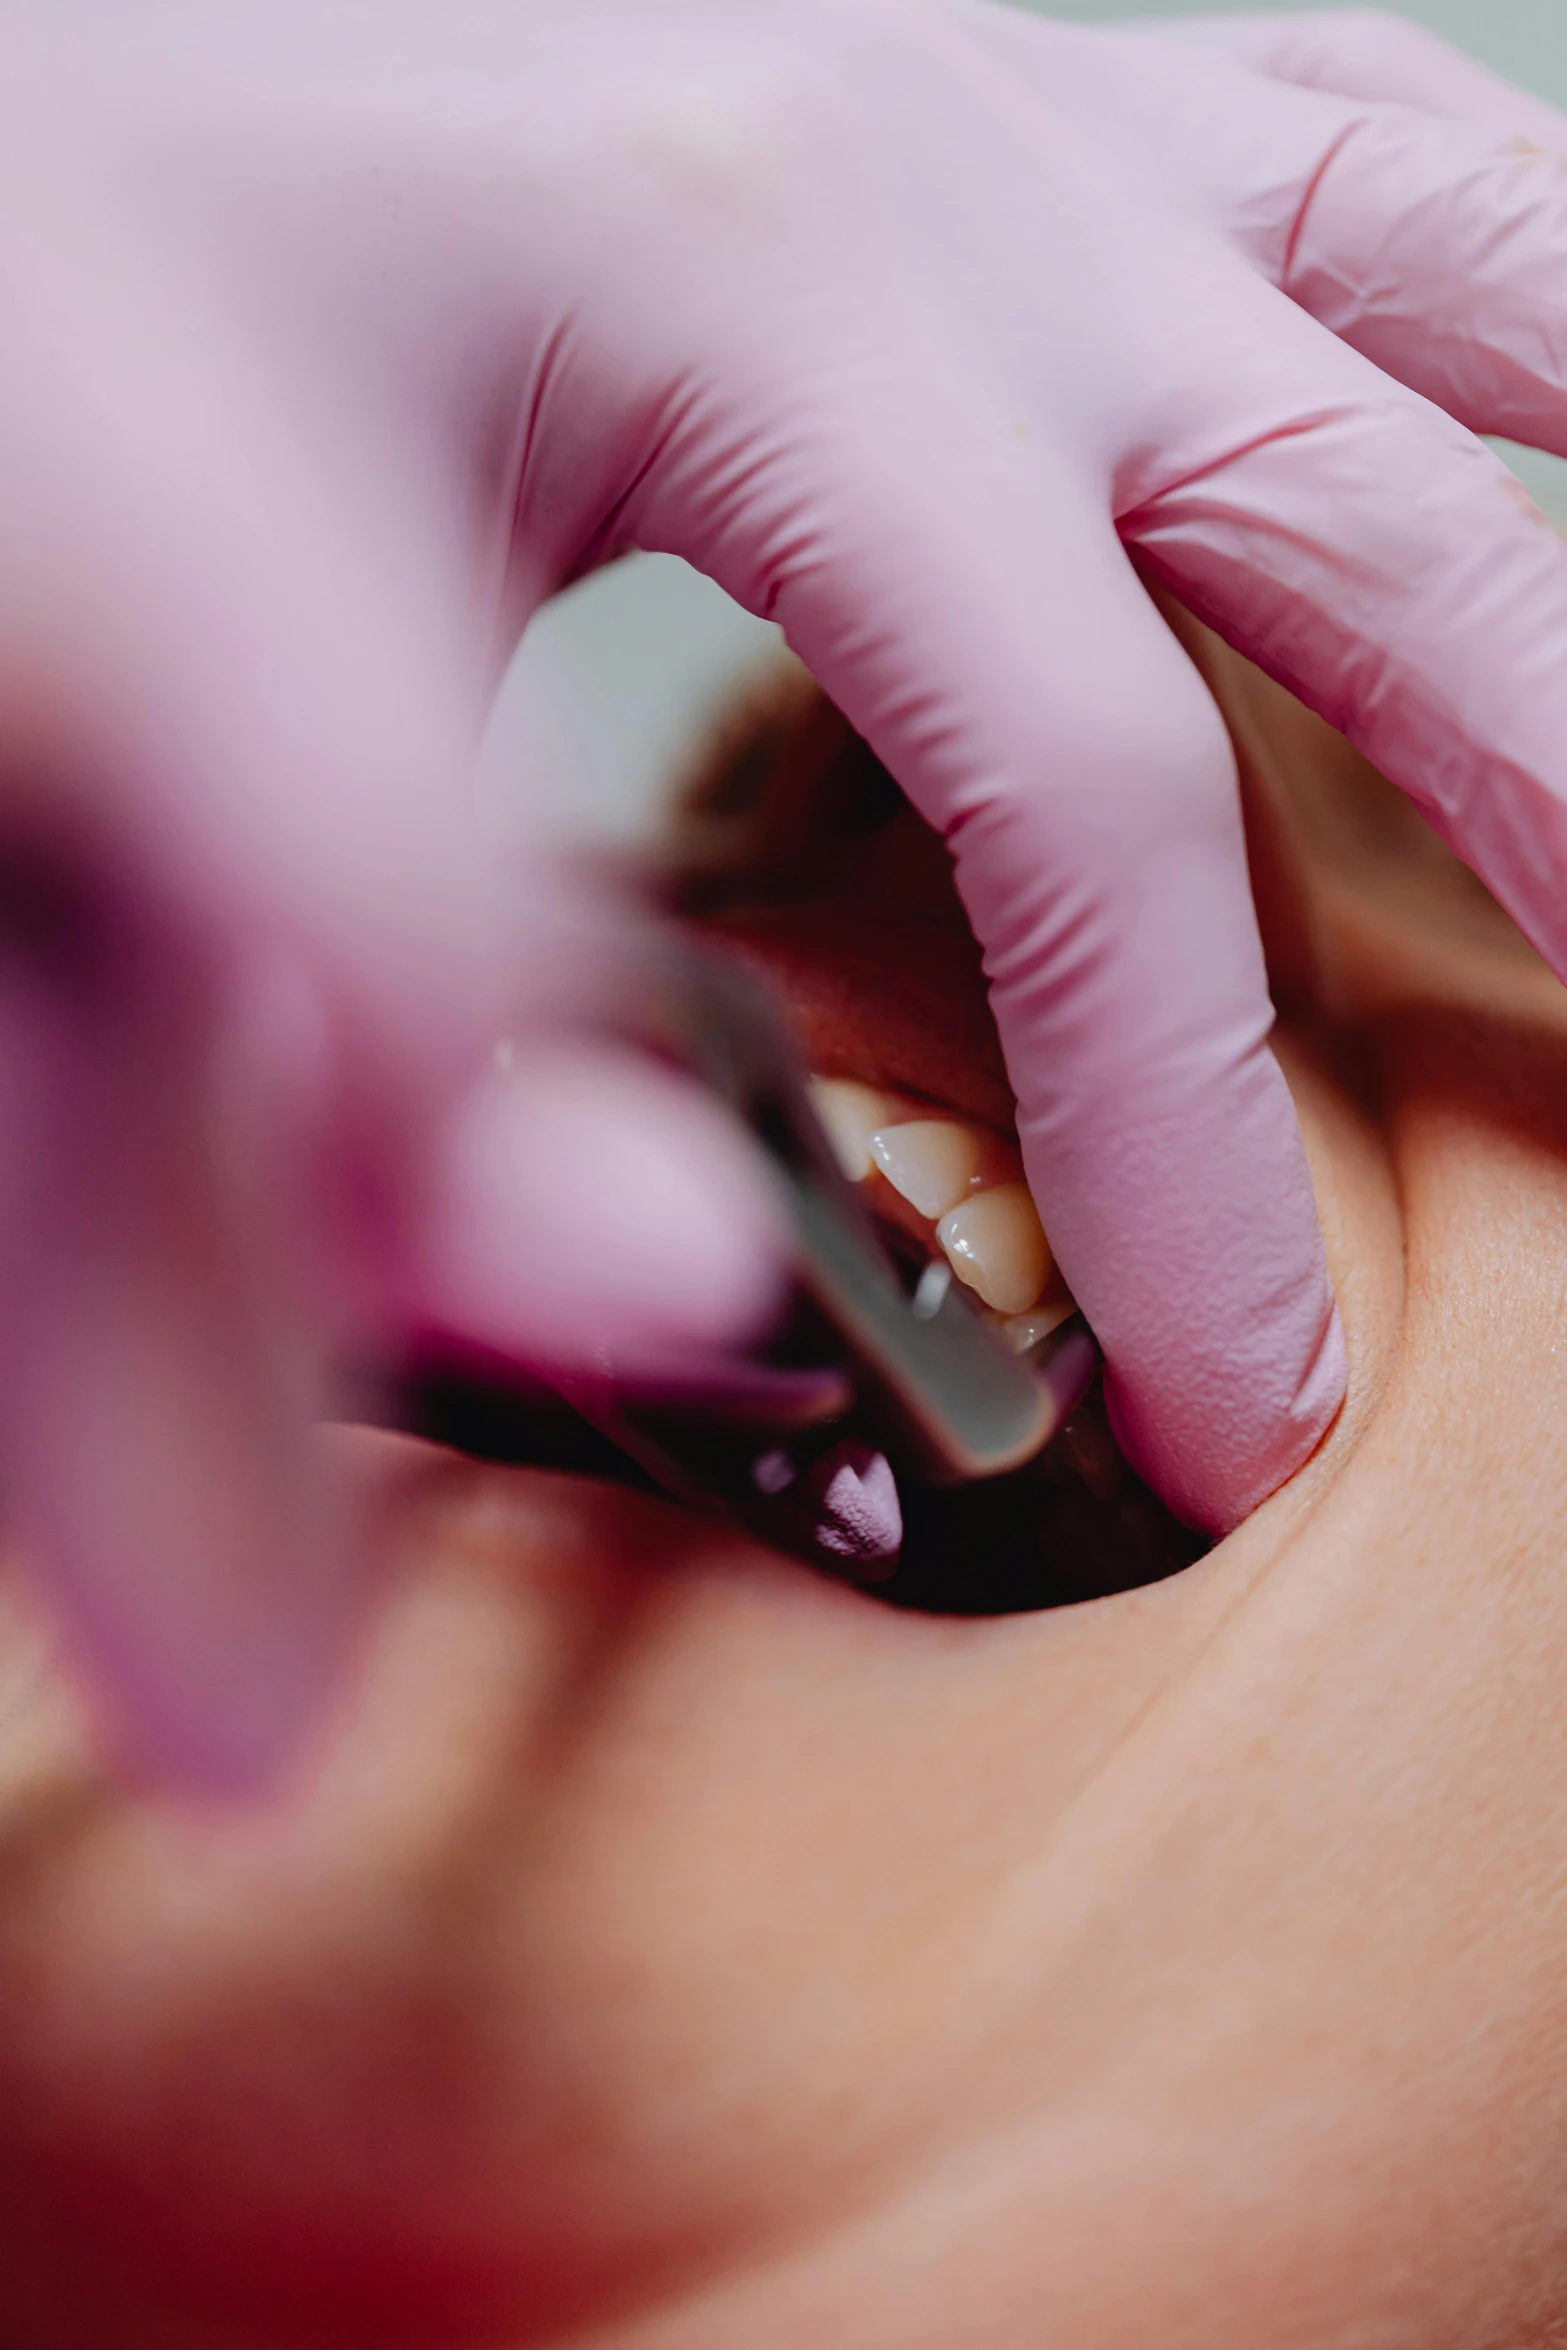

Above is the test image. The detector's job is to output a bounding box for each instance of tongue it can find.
[797,1438,902,1572]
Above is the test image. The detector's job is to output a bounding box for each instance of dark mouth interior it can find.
[659,671,1211,1615]
[403,1304,1207,1618]
[866,1220,1207,1613]
[882,1380,1208,1614]
[398,668,1213,1616]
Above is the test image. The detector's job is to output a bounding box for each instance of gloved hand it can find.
[9,0,1567,1784]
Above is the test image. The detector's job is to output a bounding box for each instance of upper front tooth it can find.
[937,1183,1052,1315]
[870,1119,986,1220]
[808,1077,893,1183]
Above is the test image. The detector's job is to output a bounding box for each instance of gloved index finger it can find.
[636,360,1346,1533]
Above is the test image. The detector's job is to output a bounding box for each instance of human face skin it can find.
[4,619,1567,2350]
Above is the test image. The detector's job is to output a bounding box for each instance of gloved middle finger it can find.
[1280,105,1567,455]
[1117,276,1567,1010]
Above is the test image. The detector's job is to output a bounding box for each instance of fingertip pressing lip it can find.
[1104,1280,1347,1536]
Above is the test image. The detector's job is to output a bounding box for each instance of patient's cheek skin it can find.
[0,1417,1234,2350]
[0,1455,1053,2350]
[0,1456,724,2350]
[1270,1034,1407,1476]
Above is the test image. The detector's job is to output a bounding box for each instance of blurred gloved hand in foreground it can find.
[8,0,1567,1786]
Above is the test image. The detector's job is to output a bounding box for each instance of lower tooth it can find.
[1000,1301,1073,1354]
[937,1184,1052,1316]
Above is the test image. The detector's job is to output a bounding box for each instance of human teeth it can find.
[937,1184,1052,1315]
[1000,1300,1073,1354]
[808,1077,893,1183]
[870,1119,986,1220]
[809,1073,1071,1324]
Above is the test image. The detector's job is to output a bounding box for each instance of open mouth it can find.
[657,671,1210,1615]
[404,668,1207,1614]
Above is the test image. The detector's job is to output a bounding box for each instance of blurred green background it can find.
[1047,0,1567,106]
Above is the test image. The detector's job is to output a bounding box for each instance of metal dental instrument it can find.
[390,945,1098,1569]
[660,947,1095,1482]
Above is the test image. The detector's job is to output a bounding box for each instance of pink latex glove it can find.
[9,0,1567,1783]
